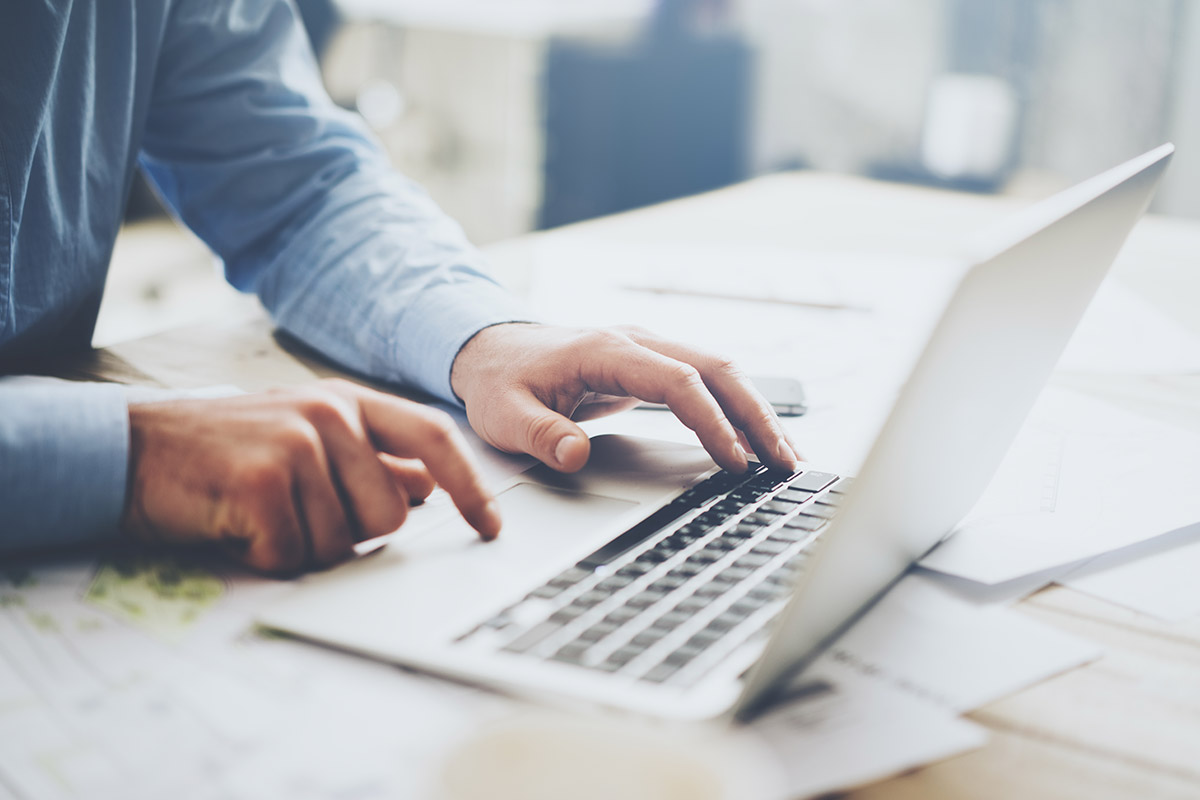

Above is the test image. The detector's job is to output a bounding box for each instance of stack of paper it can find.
[0,554,1102,799]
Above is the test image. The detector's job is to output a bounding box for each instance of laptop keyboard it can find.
[456,464,850,687]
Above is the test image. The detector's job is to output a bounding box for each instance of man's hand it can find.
[450,323,800,474]
[122,379,501,574]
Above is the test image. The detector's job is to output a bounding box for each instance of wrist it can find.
[450,322,536,405]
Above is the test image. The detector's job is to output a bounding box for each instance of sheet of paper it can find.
[0,558,510,800]
[1058,523,1200,621]
[747,663,987,799]
[1,555,990,800]
[816,575,1102,712]
[921,386,1200,584]
[1058,279,1200,374]
[912,564,1076,606]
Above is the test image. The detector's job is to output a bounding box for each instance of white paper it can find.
[1058,279,1200,374]
[817,575,1102,712]
[749,663,987,798]
[1059,523,1200,621]
[921,386,1200,584]
[0,555,991,800]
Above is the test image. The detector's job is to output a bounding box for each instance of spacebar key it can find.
[576,504,691,570]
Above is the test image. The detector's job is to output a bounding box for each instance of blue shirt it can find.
[0,0,528,551]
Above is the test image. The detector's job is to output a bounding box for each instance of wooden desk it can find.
[86,173,1200,798]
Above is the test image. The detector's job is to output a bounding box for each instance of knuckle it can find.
[583,328,630,352]
[613,323,651,340]
[668,361,703,388]
[254,527,304,574]
[418,409,458,447]
[372,500,408,536]
[527,414,564,455]
[278,419,323,460]
[319,377,357,393]
[236,456,289,497]
[708,353,744,380]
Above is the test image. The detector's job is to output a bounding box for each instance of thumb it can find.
[490,391,591,472]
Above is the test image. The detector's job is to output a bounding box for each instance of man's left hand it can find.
[450,323,800,474]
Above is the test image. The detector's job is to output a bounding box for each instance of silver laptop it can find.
[259,144,1173,722]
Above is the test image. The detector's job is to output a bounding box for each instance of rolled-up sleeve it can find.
[0,378,129,552]
[138,0,529,404]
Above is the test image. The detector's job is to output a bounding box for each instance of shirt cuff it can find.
[0,378,130,552]
[389,278,533,406]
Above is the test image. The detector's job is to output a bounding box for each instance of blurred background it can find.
[101,0,1200,346]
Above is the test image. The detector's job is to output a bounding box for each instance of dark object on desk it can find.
[539,0,752,229]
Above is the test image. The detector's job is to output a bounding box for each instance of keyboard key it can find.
[705,537,739,552]
[529,583,567,599]
[549,605,586,624]
[642,661,684,683]
[734,553,771,570]
[755,502,789,516]
[595,575,634,593]
[603,606,641,626]
[616,561,653,578]
[727,524,758,539]
[549,567,592,587]
[828,478,853,494]
[768,529,809,545]
[671,561,706,578]
[649,575,687,593]
[676,594,710,613]
[651,610,691,630]
[730,596,767,616]
[743,512,781,527]
[552,642,590,664]
[717,566,754,584]
[606,646,643,667]
[664,644,704,665]
[705,614,740,633]
[626,589,667,609]
[637,549,670,565]
[752,539,789,555]
[572,590,608,608]
[694,581,733,598]
[688,550,723,565]
[774,488,815,504]
[577,622,619,643]
[749,584,788,602]
[804,504,837,520]
[631,629,667,648]
[783,514,826,531]
[501,621,561,654]
[788,471,838,493]
[686,628,724,649]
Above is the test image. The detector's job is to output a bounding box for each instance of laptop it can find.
[259,144,1173,722]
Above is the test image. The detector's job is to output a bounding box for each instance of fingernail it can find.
[555,435,578,468]
[777,440,799,466]
[481,499,502,541]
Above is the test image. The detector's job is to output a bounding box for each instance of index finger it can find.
[345,387,501,541]
[623,330,800,470]
[576,339,749,473]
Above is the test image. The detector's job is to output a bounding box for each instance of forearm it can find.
[0,378,130,552]
[251,168,529,404]
[138,0,530,405]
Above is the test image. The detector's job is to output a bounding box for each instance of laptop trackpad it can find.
[497,482,638,543]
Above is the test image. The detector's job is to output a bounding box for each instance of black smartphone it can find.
[748,375,808,416]
[640,375,807,417]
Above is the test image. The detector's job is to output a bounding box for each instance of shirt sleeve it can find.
[0,377,130,552]
[138,0,530,404]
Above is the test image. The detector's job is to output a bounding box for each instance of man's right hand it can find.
[121,379,501,574]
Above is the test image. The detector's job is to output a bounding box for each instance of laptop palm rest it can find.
[260,435,714,658]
